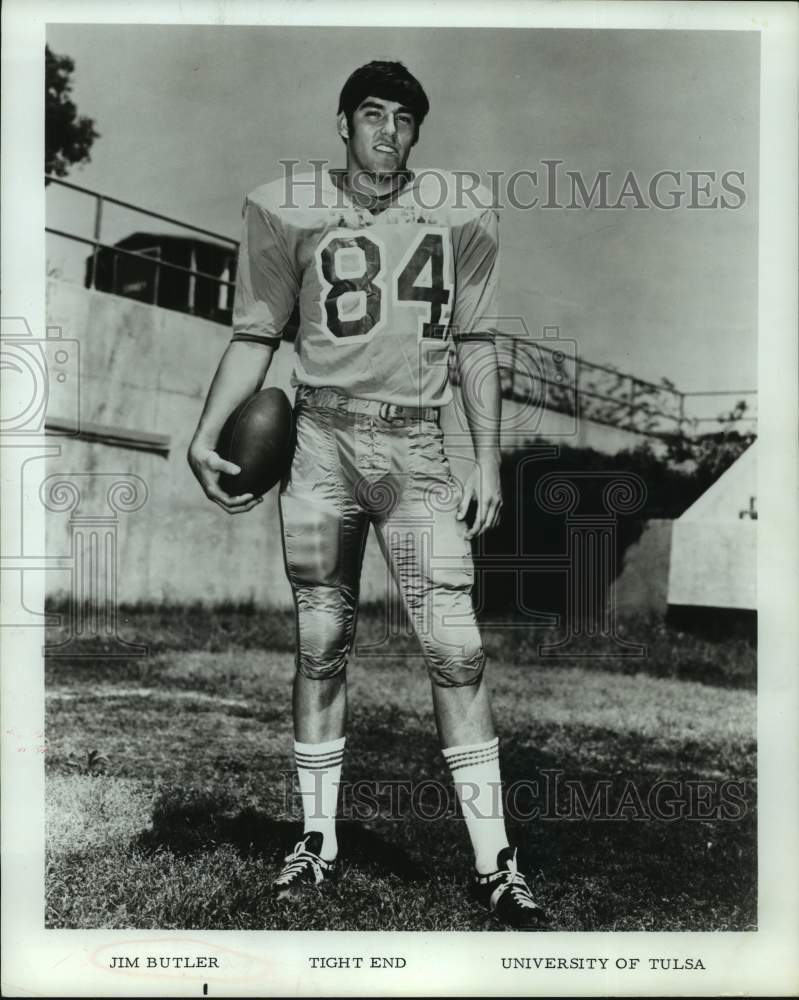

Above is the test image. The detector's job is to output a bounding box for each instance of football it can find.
[217,387,294,497]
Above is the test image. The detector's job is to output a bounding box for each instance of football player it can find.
[188,60,548,929]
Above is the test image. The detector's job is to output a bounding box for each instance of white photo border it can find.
[2,1,797,996]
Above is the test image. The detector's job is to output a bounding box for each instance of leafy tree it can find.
[45,45,99,183]
[663,400,756,489]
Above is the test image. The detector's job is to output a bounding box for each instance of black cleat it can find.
[274,832,336,901]
[472,847,550,929]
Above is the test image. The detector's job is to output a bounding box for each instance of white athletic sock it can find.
[294,736,345,862]
[442,736,510,875]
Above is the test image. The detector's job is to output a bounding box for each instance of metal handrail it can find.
[682,389,758,397]
[494,331,757,435]
[46,175,238,245]
[46,228,236,288]
[689,416,757,423]
[496,331,681,396]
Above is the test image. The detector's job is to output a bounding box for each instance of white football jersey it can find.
[232,168,498,407]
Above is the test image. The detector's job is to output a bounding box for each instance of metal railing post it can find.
[152,251,161,306]
[89,195,103,289]
[627,375,636,428]
[187,246,197,315]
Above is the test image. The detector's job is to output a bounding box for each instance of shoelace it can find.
[274,840,327,886]
[498,870,541,910]
[490,850,541,911]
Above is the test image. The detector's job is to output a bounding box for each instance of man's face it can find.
[340,96,416,176]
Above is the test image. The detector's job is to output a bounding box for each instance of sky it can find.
[45,24,760,399]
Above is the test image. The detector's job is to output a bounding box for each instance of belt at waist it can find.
[295,385,440,424]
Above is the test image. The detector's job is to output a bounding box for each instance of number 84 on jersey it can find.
[315,225,454,343]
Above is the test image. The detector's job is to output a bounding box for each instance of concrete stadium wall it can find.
[43,279,665,608]
[610,519,673,617]
[44,280,395,606]
[668,444,756,610]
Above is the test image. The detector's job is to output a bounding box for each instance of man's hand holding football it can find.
[187,340,275,515]
[187,440,262,514]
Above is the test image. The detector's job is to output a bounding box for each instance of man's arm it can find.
[450,202,502,539]
[454,338,502,539]
[187,341,275,514]
[189,192,298,514]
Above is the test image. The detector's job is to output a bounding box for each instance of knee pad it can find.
[426,637,486,688]
[296,651,347,681]
[294,586,355,680]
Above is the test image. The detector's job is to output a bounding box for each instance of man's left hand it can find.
[456,456,503,540]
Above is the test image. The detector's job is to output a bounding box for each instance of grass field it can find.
[45,605,756,931]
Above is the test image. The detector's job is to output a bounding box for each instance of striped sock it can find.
[294,736,345,862]
[442,736,510,875]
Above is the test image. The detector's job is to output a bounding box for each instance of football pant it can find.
[280,389,486,687]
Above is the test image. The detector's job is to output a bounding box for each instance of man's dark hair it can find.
[337,61,430,141]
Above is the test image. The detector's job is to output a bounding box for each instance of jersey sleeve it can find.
[230,196,299,347]
[450,207,499,343]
